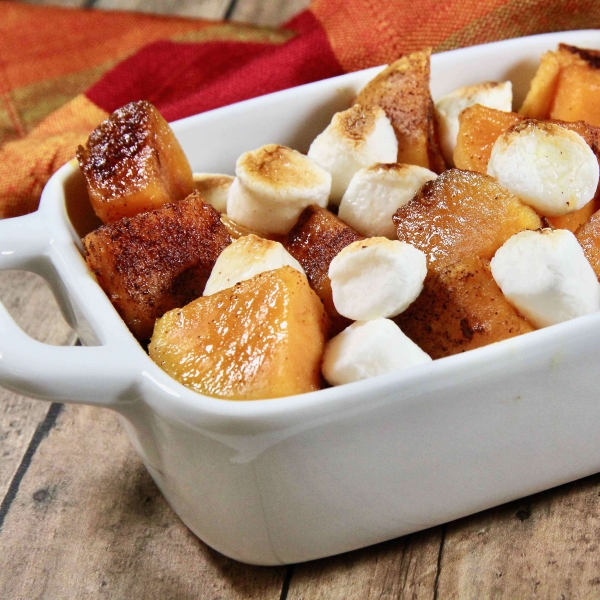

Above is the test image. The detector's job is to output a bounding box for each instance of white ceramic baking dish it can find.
[1,30,600,566]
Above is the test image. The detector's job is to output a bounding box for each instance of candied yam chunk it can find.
[84,192,231,341]
[519,49,562,119]
[284,205,364,335]
[355,49,445,173]
[520,44,600,126]
[455,104,600,177]
[394,257,535,359]
[576,209,600,280]
[546,197,600,233]
[454,104,523,172]
[149,266,328,400]
[454,106,600,231]
[77,100,194,224]
[393,169,542,271]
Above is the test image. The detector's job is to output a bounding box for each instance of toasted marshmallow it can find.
[193,173,234,213]
[307,104,398,205]
[329,238,427,321]
[487,121,599,217]
[338,163,436,238]
[226,144,331,235]
[490,229,600,328]
[322,318,432,386]
[204,234,305,296]
[435,81,512,166]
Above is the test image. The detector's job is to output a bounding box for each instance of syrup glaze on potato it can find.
[393,169,542,272]
[84,192,231,341]
[454,105,600,231]
[284,205,364,335]
[395,256,535,359]
[149,266,328,400]
[520,44,600,126]
[77,100,194,224]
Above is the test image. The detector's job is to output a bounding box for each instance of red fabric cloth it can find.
[87,12,343,122]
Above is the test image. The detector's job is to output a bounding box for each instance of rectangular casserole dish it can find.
[1,30,600,566]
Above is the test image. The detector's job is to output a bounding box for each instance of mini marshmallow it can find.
[338,163,436,238]
[322,318,432,386]
[329,238,427,321]
[307,104,398,205]
[227,144,331,235]
[435,81,512,166]
[487,120,599,216]
[490,228,600,328]
[193,173,234,213]
[204,234,305,296]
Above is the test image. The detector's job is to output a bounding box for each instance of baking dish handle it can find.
[0,212,138,407]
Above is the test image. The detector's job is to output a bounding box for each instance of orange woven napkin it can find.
[1,0,599,219]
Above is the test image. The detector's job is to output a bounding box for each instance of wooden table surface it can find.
[3,1,600,598]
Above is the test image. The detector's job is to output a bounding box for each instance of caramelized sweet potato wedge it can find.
[454,104,523,173]
[520,44,600,126]
[454,105,600,231]
[393,169,541,272]
[84,192,231,341]
[355,49,445,173]
[77,100,194,224]
[395,256,535,359]
[149,266,328,400]
[284,205,364,335]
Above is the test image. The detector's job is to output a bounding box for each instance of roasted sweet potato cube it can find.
[284,205,364,336]
[393,169,542,271]
[454,106,600,231]
[576,209,600,280]
[355,49,445,173]
[454,104,523,173]
[149,267,328,400]
[395,256,535,359]
[77,100,194,224]
[519,48,563,119]
[84,192,231,340]
[520,44,600,125]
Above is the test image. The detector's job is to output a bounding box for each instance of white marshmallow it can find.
[204,234,305,296]
[227,144,331,235]
[435,81,512,166]
[322,318,432,386]
[329,238,427,321]
[307,104,398,205]
[487,121,599,217]
[193,173,234,213]
[338,163,436,238]
[490,228,600,328]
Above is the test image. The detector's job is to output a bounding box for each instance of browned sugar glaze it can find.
[284,204,364,335]
[79,101,156,194]
[77,100,193,223]
[84,192,231,341]
[395,256,535,359]
[393,169,541,271]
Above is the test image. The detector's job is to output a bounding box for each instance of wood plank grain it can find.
[435,476,600,599]
[229,0,311,26]
[0,402,287,599]
[287,529,442,600]
[17,0,89,7]
[0,271,75,500]
[91,0,232,20]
